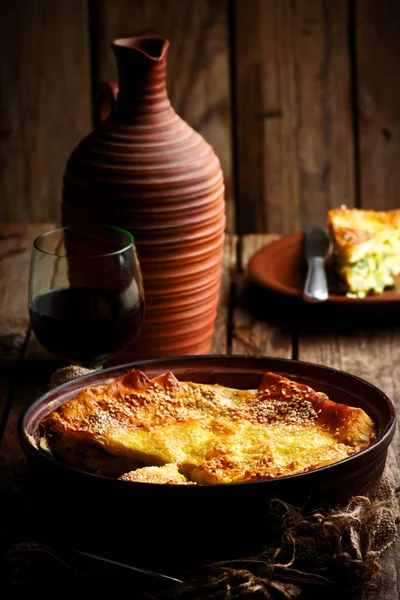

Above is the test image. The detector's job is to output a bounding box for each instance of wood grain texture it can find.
[367,534,400,600]
[233,0,355,234]
[231,234,292,357]
[0,0,92,223]
[356,0,400,211]
[0,363,54,490]
[93,0,234,232]
[211,234,237,354]
[0,369,12,438]
[0,223,55,364]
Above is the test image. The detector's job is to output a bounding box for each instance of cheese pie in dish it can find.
[39,368,376,484]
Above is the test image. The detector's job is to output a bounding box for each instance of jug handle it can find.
[95,81,118,126]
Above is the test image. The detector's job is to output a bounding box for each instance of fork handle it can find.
[303,257,329,303]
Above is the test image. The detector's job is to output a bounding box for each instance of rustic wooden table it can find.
[0,223,399,598]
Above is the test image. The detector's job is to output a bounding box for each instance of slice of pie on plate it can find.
[327,206,400,298]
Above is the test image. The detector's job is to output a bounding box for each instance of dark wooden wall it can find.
[1,0,399,235]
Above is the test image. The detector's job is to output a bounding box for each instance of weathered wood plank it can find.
[365,534,400,600]
[92,0,235,233]
[0,363,54,491]
[0,223,55,364]
[233,0,355,234]
[211,234,237,354]
[0,369,13,438]
[0,0,92,223]
[356,0,400,211]
[232,234,292,357]
[0,362,52,600]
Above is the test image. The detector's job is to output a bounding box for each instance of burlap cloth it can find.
[6,366,399,600]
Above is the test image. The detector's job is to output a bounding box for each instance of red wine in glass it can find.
[28,226,144,368]
[29,287,144,366]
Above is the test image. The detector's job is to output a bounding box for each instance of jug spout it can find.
[111,36,171,117]
[112,36,170,61]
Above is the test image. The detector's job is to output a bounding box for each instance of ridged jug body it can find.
[61,37,225,360]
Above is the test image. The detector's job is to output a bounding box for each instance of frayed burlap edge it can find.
[50,366,400,600]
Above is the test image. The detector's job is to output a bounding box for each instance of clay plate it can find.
[19,355,395,571]
[248,233,400,305]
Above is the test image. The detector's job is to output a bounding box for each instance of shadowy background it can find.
[1,0,400,236]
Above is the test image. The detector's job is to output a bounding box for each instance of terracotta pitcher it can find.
[62,36,225,360]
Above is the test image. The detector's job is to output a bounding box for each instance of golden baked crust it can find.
[328,206,400,297]
[39,369,376,484]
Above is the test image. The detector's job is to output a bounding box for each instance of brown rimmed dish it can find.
[249,233,400,305]
[19,355,396,572]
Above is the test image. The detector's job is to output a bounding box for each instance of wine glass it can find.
[28,225,144,369]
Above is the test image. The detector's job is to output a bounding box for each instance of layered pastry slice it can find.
[328,206,400,297]
[39,368,376,484]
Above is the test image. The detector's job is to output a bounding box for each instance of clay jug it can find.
[61,36,225,360]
